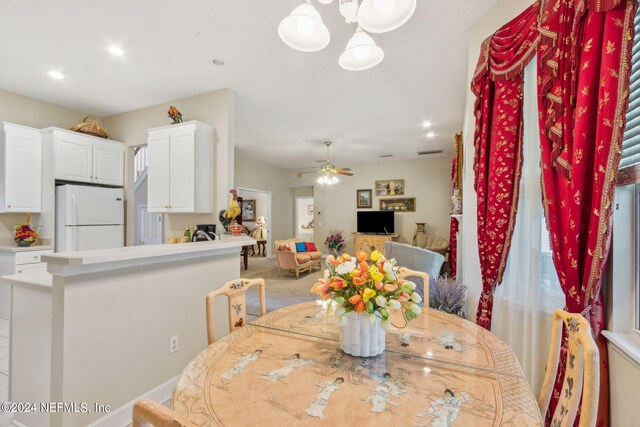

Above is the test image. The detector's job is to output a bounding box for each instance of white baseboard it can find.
[85,375,178,427]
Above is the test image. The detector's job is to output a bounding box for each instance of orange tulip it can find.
[353,275,367,286]
[383,283,398,292]
[312,282,329,294]
[342,254,352,262]
[320,291,332,301]
[326,255,337,266]
[356,251,368,262]
[359,261,369,273]
[348,294,362,305]
[397,292,411,302]
[331,279,345,290]
[350,269,361,278]
[354,301,366,312]
[375,281,384,290]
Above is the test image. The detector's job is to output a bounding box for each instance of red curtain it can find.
[537,0,637,424]
[448,218,458,277]
[471,3,539,330]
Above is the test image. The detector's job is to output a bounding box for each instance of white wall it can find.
[0,89,90,244]
[235,149,294,244]
[461,0,533,321]
[102,89,235,245]
[307,156,452,254]
[296,197,314,230]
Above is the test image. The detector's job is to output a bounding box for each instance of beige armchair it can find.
[413,232,449,257]
[275,239,322,278]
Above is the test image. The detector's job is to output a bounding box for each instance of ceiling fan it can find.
[296,141,353,185]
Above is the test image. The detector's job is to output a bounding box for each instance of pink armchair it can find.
[275,239,322,278]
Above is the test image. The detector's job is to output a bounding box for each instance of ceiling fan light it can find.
[339,29,384,71]
[278,2,331,52]
[357,0,416,33]
[317,0,334,4]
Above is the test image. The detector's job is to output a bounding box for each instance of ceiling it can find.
[0,0,495,169]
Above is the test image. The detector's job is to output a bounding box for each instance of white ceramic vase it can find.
[339,312,386,357]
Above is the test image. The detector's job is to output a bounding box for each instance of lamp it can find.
[357,0,416,33]
[278,0,414,70]
[339,27,384,71]
[278,1,331,52]
[317,174,339,185]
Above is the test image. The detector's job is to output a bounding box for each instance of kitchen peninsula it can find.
[2,235,255,427]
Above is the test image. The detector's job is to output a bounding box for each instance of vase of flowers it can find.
[14,214,39,247]
[325,231,345,254]
[311,250,422,357]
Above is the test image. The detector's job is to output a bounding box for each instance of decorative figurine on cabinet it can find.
[167,105,183,124]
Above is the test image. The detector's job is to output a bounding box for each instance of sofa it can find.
[275,239,322,278]
[413,232,449,257]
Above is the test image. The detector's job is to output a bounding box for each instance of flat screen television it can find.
[357,211,395,234]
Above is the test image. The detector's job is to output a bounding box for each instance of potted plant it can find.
[324,231,345,254]
[311,251,422,357]
[429,275,466,318]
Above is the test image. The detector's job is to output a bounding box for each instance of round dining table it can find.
[172,301,543,426]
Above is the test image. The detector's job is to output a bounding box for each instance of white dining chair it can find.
[538,310,600,427]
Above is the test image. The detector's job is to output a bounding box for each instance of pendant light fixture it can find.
[357,0,416,33]
[278,0,415,70]
[339,27,384,71]
[278,1,331,52]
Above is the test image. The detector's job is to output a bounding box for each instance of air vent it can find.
[379,154,393,158]
[417,149,443,156]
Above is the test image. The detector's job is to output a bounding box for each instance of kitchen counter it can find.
[42,235,253,266]
[4,233,254,427]
[0,244,53,253]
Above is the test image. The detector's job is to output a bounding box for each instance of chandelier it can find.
[278,0,417,71]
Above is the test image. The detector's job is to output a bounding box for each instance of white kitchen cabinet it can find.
[0,247,53,318]
[0,122,42,213]
[43,128,125,186]
[147,121,214,213]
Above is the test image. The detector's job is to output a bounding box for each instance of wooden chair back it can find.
[396,267,430,307]
[132,399,195,427]
[538,310,599,427]
[206,278,266,344]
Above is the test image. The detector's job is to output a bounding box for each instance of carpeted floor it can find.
[244,256,323,316]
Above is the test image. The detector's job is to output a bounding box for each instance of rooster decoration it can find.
[219,189,242,232]
[167,105,183,124]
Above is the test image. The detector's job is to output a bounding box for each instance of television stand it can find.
[352,233,399,255]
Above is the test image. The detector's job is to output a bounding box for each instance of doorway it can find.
[237,187,273,258]
[134,144,164,245]
[295,196,314,241]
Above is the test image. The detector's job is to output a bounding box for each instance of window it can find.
[622,9,640,332]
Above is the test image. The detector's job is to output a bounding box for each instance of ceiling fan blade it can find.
[335,167,352,172]
[295,169,321,177]
[335,171,354,176]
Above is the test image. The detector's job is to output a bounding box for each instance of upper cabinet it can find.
[0,122,42,213]
[43,128,125,187]
[147,121,214,213]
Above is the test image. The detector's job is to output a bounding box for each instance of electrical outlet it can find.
[169,335,179,354]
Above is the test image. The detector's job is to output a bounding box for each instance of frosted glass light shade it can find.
[339,29,384,71]
[278,3,330,52]
[317,0,334,3]
[357,0,416,33]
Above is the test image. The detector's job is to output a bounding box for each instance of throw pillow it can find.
[295,242,308,252]
[288,242,298,253]
[305,242,317,252]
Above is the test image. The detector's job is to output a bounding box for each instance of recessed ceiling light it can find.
[108,45,125,56]
[422,121,432,128]
[212,59,225,66]
[426,132,435,138]
[48,70,64,80]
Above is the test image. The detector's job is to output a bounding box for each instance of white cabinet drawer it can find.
[15,263,47,274]
[15,250,53,266]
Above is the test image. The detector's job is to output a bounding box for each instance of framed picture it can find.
[375,179,405,196]
[241,199,256,222]
[308,204,314,214]
[357,189,372,208]
[379,197,416,212]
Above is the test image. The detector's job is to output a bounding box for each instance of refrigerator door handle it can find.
[72,194,78,251]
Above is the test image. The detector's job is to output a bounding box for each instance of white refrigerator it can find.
[55,185,125,252]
